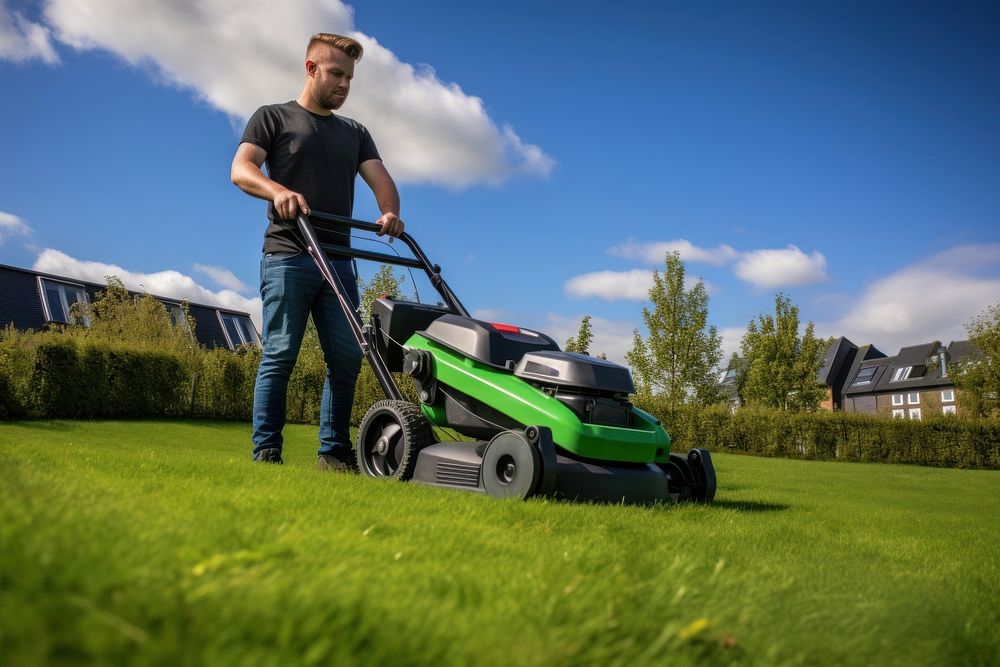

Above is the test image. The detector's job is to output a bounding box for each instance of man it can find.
[231,33,403,469]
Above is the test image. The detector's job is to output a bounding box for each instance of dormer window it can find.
[852,367,877,385]
[891,366,912,382]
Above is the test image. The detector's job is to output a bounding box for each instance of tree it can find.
[70,276,201,371]
[360,264,407,322]
[739,293,827,411]
[564,315,594,355]
[625,252,723,416]
[350,265,416,424]
[954,301,1000,418]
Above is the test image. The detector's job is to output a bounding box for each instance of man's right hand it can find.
[273,189,310,220]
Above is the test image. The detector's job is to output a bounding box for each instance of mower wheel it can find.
[482,431,541,499]
[356,400,436,481]
[662,454,696,502]
[660,448,716,503]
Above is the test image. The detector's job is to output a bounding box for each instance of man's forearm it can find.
[376,188,400,216]
[231,161,283,202]
[361,160,401,215]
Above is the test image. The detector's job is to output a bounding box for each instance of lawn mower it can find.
[297,212,716,503]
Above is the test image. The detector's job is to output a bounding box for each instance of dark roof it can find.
[0,263,257,350]
[894,342,939,367]
[841,344,888,396]
[817,336,857,385]
[947,340,978,363]
[842,339,973,395]
[0,263,246,314]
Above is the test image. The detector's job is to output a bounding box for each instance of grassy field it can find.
[1,419,998,666]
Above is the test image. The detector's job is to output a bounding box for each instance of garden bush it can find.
[31,338,187,418]
[661,404,1000,470]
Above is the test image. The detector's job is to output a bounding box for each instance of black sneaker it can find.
[253,448,283,464]
[317,449,357,473]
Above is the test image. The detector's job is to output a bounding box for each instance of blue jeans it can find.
[252,252,362,457]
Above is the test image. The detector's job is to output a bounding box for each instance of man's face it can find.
[307,44,355,110]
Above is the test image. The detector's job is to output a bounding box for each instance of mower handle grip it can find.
[305,210,400,237]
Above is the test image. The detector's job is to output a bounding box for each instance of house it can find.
[721,337,884,412]
[815,336,883,412]
[718,358,745,411]
[0,263,259,351]
[841,340,972,419]
[721,335,974,418]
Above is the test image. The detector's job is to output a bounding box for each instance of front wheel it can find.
[659,448,716,503]
[481,431,541,499]
[356,400,435,480]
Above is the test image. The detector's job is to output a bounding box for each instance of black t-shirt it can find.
[240,100,381,253]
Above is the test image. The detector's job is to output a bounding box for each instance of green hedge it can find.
[5,328,998,470]
[32,339,187,418]
[658,405,1000,470]
[0,330,402,426]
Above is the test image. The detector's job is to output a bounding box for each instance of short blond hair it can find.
[307,33,363,62]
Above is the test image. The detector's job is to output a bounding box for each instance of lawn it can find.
[1,419,998,666]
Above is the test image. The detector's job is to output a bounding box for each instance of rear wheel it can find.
[356,400,435,480]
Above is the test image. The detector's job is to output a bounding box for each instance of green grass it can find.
[1,420,998,667]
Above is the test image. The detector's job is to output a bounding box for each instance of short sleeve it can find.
[240,106,278,153]
[358,125,381,164]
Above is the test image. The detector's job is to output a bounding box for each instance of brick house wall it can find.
[877,388,960,419]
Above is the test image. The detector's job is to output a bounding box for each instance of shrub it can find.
[0,326,38,418]
[660,404,1000,470]
[31,338,187,418]
[192,347,258,420]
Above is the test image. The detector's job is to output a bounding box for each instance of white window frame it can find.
[892,366,912,382]
[941,389,955,403]
[892,409,905,419]
[942,405,957,415]
[892,394,904,406]
[907,392,920,405]
[217,311,260,350]
[37,277,90,326]
[908,407,922,420]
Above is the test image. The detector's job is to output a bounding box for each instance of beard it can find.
[315,89,347,111]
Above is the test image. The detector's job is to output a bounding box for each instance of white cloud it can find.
[33,249,262,330]
[542,314,636,365]
[0,2,59,64]
[734,245,828,288]
[608,239,738,266]
[717,326,746,364]
[816,244,1000,353]
[564,269,716,301]
[0,210,33,244]
[607,238,829,289]
[194,263,249,293]
[41,0,552,187]
[565,269,655,301]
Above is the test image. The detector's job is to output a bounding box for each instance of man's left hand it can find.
[376,212,404,238]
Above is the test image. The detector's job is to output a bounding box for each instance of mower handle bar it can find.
[296,211,470,401]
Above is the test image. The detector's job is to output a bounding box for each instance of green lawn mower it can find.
[298,212,716,503]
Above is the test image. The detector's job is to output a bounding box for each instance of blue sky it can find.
[2,0,998,363]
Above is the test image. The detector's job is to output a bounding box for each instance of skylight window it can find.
[38,278,89,325]
[891,366,912,382]
[219,312,260,349]
[852,367,877,385]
